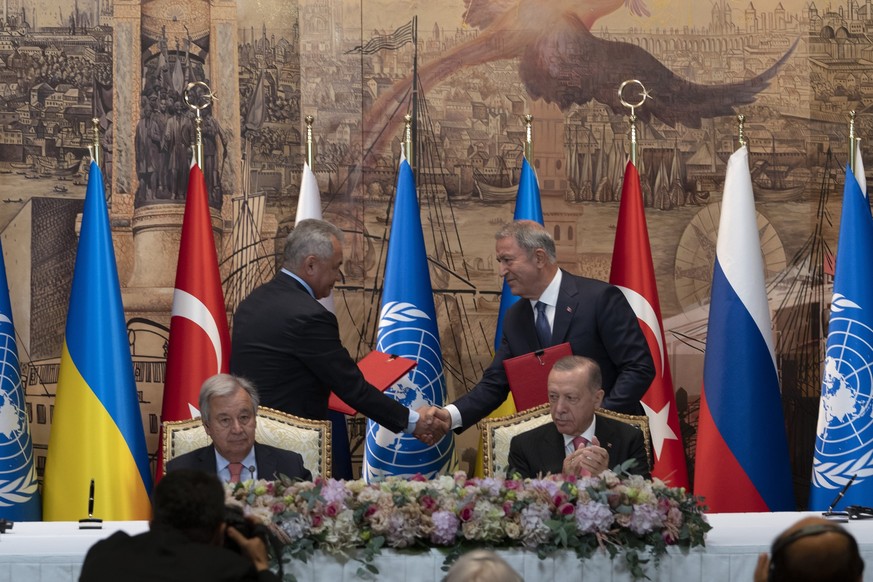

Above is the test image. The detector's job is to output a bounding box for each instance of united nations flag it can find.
[0,240,40,520]
[810,166,873,509]
[363,157,454,481]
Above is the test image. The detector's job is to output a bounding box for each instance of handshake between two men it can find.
[413,406,451,445]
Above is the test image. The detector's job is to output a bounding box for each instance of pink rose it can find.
[324,503,339,518]
[559,502,575,516]
[459,505,475,522]
[311,514,323,527]
[364,505,378,518]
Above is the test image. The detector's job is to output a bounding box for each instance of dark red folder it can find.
[328,351,416,415]
[502,342,573,411]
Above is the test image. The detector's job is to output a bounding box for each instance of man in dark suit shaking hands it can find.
[430,220,654,437]
[231,219,448,444]
[507,356,650,479]
[167,374,311,482]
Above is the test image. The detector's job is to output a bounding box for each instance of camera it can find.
[224,505,270,553]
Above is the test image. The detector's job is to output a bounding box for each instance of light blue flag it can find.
[494,157,544,348]
[0,240,41,520]
[363,158,454,481]
[810,166,873,510]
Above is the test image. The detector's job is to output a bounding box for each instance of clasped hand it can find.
[413,406,451,445]
[562,436,608,477]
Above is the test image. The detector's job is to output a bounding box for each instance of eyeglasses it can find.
[211,413,255,430]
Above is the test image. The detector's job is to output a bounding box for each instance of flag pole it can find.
[184,81,215,168]
[524,114,533,161]
[849,110,857,173]
[89,117,101,169]
[618,79,649,166]
[305,115,316,169]
[737,114,746,149]
[403,113,413,166]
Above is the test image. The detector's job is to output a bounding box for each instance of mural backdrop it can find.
[0,0,860,506]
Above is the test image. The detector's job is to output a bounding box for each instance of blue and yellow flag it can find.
[363,157,454,481]
[0,240,41,520]
[43,162,152,520]
[810,166,873,510]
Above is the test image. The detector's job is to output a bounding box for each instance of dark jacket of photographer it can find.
[79,524,280,582]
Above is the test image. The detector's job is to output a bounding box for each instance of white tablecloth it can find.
[2,512,872,581]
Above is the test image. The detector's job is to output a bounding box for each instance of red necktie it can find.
[572,436,589,450]
[228,462,244,483]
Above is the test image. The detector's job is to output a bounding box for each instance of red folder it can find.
[328,351,416,415]
[502,342,573,412]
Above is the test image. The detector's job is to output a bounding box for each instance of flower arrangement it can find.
[226,470,711,580]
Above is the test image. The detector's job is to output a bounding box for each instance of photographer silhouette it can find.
[80,469,279,582]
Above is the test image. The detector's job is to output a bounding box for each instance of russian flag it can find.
[693,146,794,512]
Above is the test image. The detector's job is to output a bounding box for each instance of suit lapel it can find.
[552,271,578,345]
[510,299,541,353]
[254,443,277,480]
[594,415,619,465]
[542,424,568,474]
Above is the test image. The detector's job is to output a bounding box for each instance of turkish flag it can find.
[609,161,689,488]
[156,164,231,481]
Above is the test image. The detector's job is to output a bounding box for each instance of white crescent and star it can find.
[171,288,222,417]
[616,285,678,461]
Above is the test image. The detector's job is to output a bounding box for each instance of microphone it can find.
[248,465,257,481]
[823,474,856,520]
[79,478,103,530]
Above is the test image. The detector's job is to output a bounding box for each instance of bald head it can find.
[769,517,863,582]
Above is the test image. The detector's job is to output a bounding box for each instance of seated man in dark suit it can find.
[167,374,311,482]
[80,469,279,582]
[507,355,650,479]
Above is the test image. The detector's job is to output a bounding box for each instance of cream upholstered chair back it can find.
[162,406,331,478]
[481,404,552,478]
[481,405,653,477]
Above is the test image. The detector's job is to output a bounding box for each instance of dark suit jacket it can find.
[166,442,312,482]
[230,273,409,433]
[79,525,280,582]
[453,270,654,430]
[507,415,650,480]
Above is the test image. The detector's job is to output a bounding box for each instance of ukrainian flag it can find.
[43,162,152,520]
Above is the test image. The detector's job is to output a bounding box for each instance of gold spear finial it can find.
[737,114,746,148]
[305,115,315,169]
[403,113,413,167]
[88,118,101,168]
[849,110,857,173]
[524,114,533,161]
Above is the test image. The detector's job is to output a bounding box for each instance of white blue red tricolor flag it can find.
[363,157,453,481]
[809,165,873,510]
[693,146,794,512]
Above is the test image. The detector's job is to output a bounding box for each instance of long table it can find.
[2,513,872,581]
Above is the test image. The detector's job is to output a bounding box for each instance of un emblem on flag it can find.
[363,304,454,481]
[0,323,39,505]
[813,302,873,489]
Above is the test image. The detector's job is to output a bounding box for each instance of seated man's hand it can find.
[413,406,450,445]
[226,525,270,572]
[562,436,609,478]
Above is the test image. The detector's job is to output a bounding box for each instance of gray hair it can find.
[551,355,602,394]
[443,549,523,582]
[199,374,259,425]
[283,218,344,271]
[495,220,556,263]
